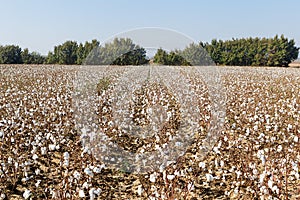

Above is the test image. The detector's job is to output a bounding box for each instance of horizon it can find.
[0,0,300,56]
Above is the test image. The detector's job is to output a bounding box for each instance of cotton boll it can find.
[0,193,6,200]
[35,180,41,188]
[23,190,32,199]
[167,174,175,180]
[41,147,47,155]
[32,154,38,160]
[206,173,214,182]
[48,144,56,151]
[149,173,156,183]
[93,167,101,174]
[73,171,81,180]
[84,167,94,177]
[89,188,95,200]
[137,185,143,196]
[78,189,85,198]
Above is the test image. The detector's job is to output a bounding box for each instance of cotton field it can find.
[0,65,299,199]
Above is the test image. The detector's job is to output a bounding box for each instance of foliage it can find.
[153,43,214,66]
[153,48,190,66]
[76,39,100,64]
[0,35,298,66]
[204,35,299,67]
[0,45,22,64]
[21,48,45,64]
[84,38,149,65]
[46,40,79,65]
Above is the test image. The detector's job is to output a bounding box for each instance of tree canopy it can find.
[84,38,149,65]
[0,35,298,66]
[203,35,299,67]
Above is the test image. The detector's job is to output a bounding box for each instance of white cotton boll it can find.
[49,144,56,151]
[277,145,282,152]
[41,147,47,155]
[94,188,101,195]
[63,152,70,160]
[295,173,299,180]
[32,154,38,160]
[253,125,258,131]
[294,136,298,143]
[73,171,81,180]
[258,133,265,139]
[245,128,250,135]
[223,136,228,142]
[0,131,3,138]
[84,168,94,177]
[23,189,32,199]
[188,182,194,191]
[35,180,41,188]
[253,169,258,175]
[137,185,143,196]
[220,160,225,167]
[89,188,95,200]
[82,182,90,189]
[206,173,214,182]
[167,174,175,180]
[0,193,6,200]
[272,185,279,194]
[149,173,156,183]
[199,162,206,169]
[213,146,220,154]
[8,156,13,164]
[35,168,41,175]
[93,167,101,174]
[236,171,242,179]
[268,179,273,189]
[78,189,85,198]
[259,172,266,185]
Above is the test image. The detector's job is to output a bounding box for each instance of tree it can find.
[177,43,214,66]
[76,39,100,64]
[21,48,45,64]
[153,48,190,66]
[46,41,78,65]
[0,45,22,64]
[204,35,299,67]
[153,48,169,65]
[84,38,149,65]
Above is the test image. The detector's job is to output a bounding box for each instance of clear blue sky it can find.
[1,0,299,55]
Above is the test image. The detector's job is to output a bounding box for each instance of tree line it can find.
[0,35,298,66]
[203,35,299,67]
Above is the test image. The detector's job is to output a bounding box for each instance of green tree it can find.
[177,43,214,66]
[76,39,100,64]
[84,38,149,65]
[204,35,299,67]
[21,48,45,64]
[46,41,78,64]
[153,48,169,65]
[0,45,22,64]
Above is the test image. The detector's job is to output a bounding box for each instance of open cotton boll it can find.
[206,173,214,182]
[78,189,85,198]
[84,167,94,177]
[23,190,32,199]
[149,173,156,183]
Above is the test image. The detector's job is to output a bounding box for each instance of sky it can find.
[0,0,300,55]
